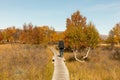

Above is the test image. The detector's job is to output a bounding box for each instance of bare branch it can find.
[82,47,91,60]
[73,50,86,63]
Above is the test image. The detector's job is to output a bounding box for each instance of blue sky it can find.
[0,0,120,35]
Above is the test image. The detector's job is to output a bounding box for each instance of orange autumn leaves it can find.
[64,11,99,50]
[0,24,58,44]
[0,10,119,50]
[107,23,120,45]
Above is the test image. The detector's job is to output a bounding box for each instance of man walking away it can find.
[58,40,64,57]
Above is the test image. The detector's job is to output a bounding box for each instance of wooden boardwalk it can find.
[50,48,70,80]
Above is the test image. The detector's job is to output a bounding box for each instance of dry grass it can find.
[0,44,53,80]
[64,47,120,80]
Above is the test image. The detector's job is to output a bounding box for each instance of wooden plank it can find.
[50,48,70,80]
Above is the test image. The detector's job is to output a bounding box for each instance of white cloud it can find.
[114,12,120,17]
[86,3,120,12]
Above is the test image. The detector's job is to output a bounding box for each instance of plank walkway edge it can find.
[50,48,70,80]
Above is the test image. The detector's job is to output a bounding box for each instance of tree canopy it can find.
[0,10,100,48]
[107,23,120,45]
[64,11,100,51]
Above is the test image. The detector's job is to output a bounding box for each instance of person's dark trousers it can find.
[59,48,64,57]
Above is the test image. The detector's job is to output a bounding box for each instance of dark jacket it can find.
[58,40,64,49]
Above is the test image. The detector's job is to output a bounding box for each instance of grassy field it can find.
[1,44,120,80]
[0,44,53,80]
[64,47,120,80]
